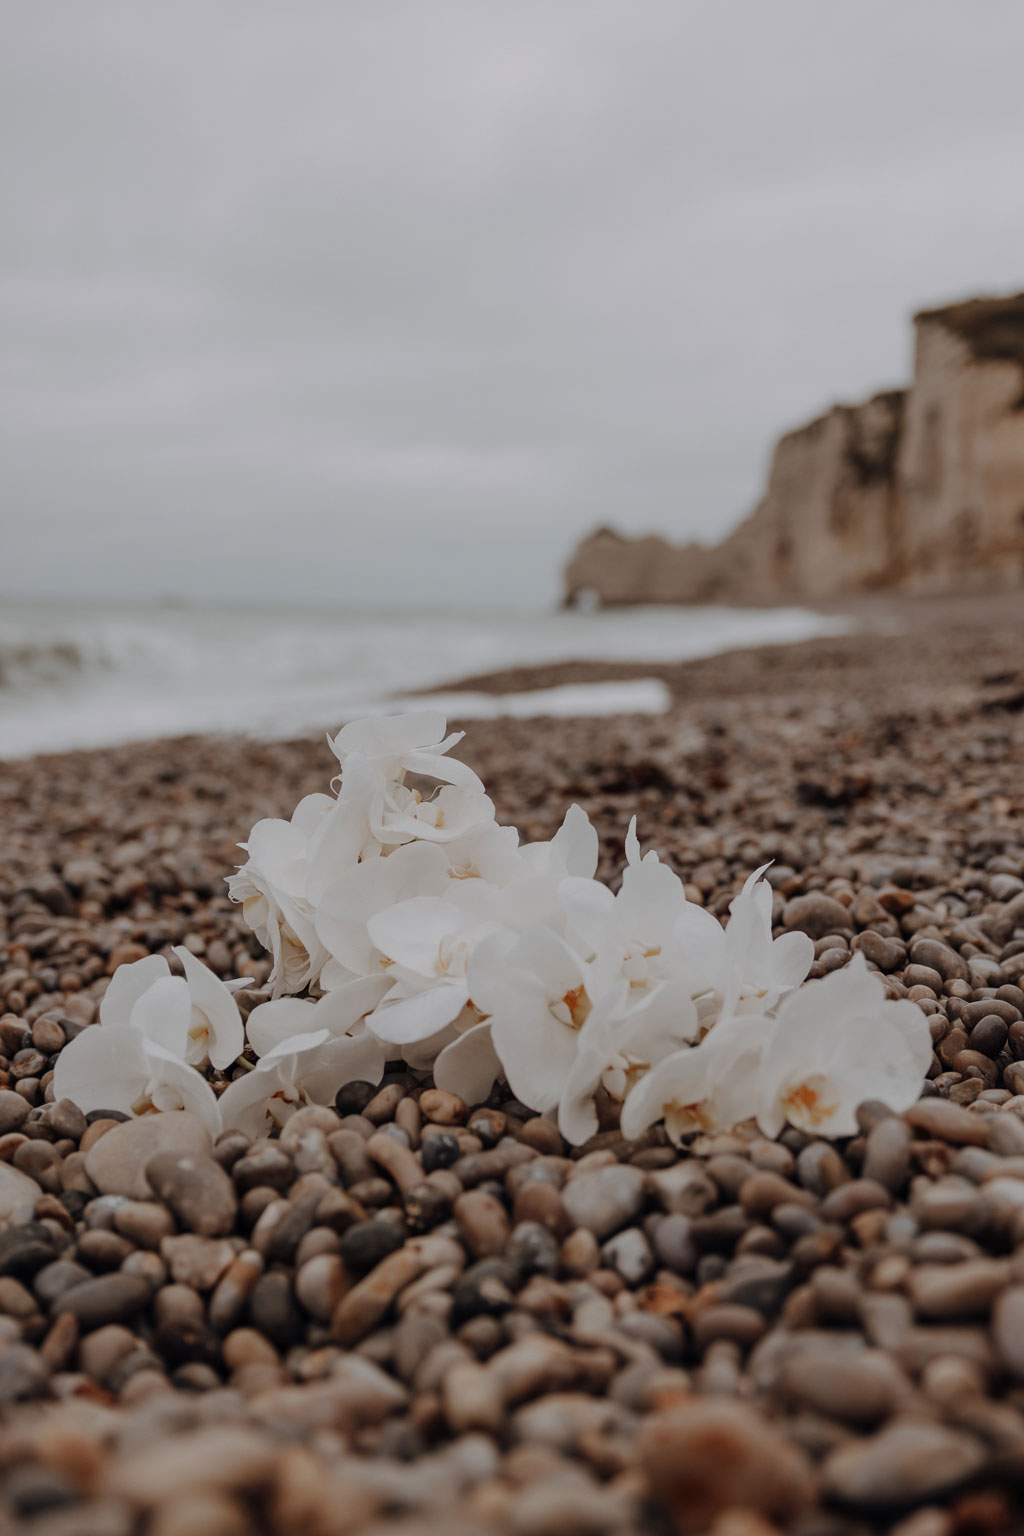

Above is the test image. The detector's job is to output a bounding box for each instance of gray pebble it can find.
[146,1151,238,1237]
[562,1165,645,1239]
[54,1272,152,1331]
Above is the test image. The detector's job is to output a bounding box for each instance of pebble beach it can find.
[3,590,1024,1536]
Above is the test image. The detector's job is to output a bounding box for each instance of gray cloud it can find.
[4,0,1024,607]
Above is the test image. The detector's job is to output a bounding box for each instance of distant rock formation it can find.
[564,293,1024,606]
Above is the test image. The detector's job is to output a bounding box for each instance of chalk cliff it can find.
[564,293,1024,606]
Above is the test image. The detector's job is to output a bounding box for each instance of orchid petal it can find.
[130,975,192,1058]
[368,982,468,1046]
[100,954,169,1027]
[173,946,245,1070]
[434,1021,503,1104]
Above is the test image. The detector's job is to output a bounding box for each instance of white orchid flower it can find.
[315,840,451,976]
[366,890,504,1048]
[305,715,498,901]
[227,793,333,996]
[723,864,814,1015]
[620,1011,766,1144]
[245,974,391,1057]
[756,953,931,1139]
[467,926,599,1116]
[440,819,525,885]
[553,971,705,1145]
[100,950,248,1069]
[433,1018,505,1105]
[53,1023,222,1134]
[173,947,248,1069]
[218,1027,386,1138]
[378,779,498,848]
[560,818,726,1006]
[491,804,601,937]
[328,711,473,787]
[518,803,600,880]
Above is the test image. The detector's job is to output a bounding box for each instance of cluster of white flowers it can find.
[55,712,932,1145]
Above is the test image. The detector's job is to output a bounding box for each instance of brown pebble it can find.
[455,1189,511,1259]
[146,1151,238,1237]
[330,1245,425,1346]
[905,1100,991,1146]
[54,1272,152,1331]
[639,1397,815,1532]
[740,1171,815,1219]
[419,1088,467,1125]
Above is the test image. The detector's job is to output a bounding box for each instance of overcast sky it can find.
[4,1,1024,610]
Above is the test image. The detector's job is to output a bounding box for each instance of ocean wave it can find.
[0,599,851,758]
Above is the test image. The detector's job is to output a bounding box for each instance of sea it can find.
[0,597,850,760]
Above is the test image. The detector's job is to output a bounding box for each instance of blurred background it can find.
[3,0,1024,754]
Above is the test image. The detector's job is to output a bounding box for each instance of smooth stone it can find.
[0,1164,42,1222]
[0,1221,55,1279]
[822,1420,987,1509]
[160,1235,236,1291]
[0,1343,49,1403]
[992,1286,1024,1378]
[782,893,853,939]
[639,1397,815,1533]
[454,1189,511,1259]
[561,1165,645,1239]
[294,1253,348,1323]
[442,1359,503,1434]
[646,1162,718,1217]
[33,1258,93,1306]
[338,1220,406,1274]
[85,1113,213,1198]
[54,1272,152,1331]
[602,1227,654,1286]
[331,1246,425,1346]
[0,1089,31,1134]
[779,1346,911,1424]
[904,1100,990,1147]
[146,1151,238,1237]
[108,1426,277,1507]
[505,1221,560,1277]
[910,938,970,982]
[862,1118,912,1192]
[908,1258,1011,1319]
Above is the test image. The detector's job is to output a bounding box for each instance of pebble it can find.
[53,1273,152,1331]
[0,1343,49,1403]
[904,1099,991,1146]
[639,1398,815,1531]
[160,1236,236,1291]
[561,1165,645,1238]
[911,938,970,982]
[294,1253,348,1323]
[992,1285,1024,1378]
[0,1163,42,1222]
[782,893,853,939]
[454,1189,511,1258]
[330,1245,425,1346]
[822,1421,987,1509]
[862,1117,912,1192]
[146,1152,238,1236]
[442,1359,503,1434]
[338,1220,406,1274]
[780,1344,910,1424]
[84,1113,214,1198]
[601,1226,654,1285]
[0,1087,31,1133]
[908,1258,1011,1318]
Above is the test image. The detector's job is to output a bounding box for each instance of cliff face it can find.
[564,293,1024,606]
